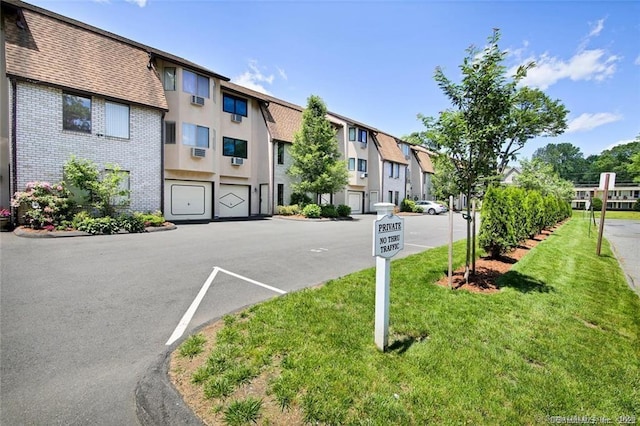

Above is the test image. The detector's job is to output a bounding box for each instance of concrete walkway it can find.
[603,219,640,296]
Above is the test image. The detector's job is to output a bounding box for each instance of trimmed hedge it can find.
[479,186,571,258]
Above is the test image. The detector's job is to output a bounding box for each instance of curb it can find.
[13,224,177,238]
[135,344,203,426]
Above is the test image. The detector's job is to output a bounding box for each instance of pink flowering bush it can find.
[11,181,76,229]
[0,208,10,218]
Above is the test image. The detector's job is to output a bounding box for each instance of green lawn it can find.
[575,209,640,221]
[179,218,639,425]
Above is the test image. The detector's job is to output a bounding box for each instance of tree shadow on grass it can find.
[497,270,555,293]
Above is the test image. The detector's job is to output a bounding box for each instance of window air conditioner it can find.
[360,173,368,178]
[231,157,244,165]
[190,95,205,106]
[191,147,206,158]
[231,113,243,123]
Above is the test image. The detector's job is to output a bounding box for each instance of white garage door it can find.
[348,191,363,214]
[164,180,212,221]
[219,184,250,217]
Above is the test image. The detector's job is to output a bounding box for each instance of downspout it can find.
[159,112,165,215]
[10,78,17,216]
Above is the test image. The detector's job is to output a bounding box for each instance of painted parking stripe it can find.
[165,267,286,346]
[405,243,434,249]
[166,267,220,346]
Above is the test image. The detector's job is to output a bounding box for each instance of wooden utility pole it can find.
[596,173,610,256]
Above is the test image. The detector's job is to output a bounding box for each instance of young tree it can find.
[288,95,348,203]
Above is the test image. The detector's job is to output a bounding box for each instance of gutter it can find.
[10,78,17,212]
[160,112,165,215]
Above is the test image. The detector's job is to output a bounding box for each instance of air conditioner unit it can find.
[190,95,205,106]
[231,157,244,165]
[360,173,368,178]
[191,147,206,158]
[231,113,243,123]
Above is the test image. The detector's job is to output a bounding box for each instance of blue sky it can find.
[26,0,640,161]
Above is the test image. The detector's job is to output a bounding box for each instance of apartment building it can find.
[1,0,435,221]
[409,145,436,201]
[572,183,640,210]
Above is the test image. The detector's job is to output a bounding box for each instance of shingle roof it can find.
[373,133,409,165]
[411,145,435,173]
[262,102,303,143]
[2,3,167,110]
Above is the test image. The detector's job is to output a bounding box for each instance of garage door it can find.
[348,191,363,214]
[164,180,212,221]
[219,184,250,217]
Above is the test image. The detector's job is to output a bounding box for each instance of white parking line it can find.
[165,266,286,346]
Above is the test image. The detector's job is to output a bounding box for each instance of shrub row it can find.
[70,211,166,235]
[276,203,351,219]
[479,186,571,258]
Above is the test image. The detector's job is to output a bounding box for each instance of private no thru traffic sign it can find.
[372,203,404,351]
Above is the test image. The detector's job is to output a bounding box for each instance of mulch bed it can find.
[436,228,556,293]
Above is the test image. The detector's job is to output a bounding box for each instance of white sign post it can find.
[372,203,404,351]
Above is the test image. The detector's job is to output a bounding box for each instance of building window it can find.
[349,127,356,141]
[223,137,248,158]
[277,142,285,165]
[62,93,91,133]
[401,144,410,156]
[183,69,210,98]
[105,101,130,139]
[223,94,248,117]
[163,67,176,91]
[182,123,209,148]
[348,158,356,171]
[394,163,400,178]
[358,159,367,172]
[394,191,399,205]
[358,129,367,144]
[388,191,393,203]
[164,121,176,144]
[277,184,284,206]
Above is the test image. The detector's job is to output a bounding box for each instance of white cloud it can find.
[513,49,620,89]
[635,55,640,66]
[126,0,147,6]
[233,60,281,94]
[604,138,634,151]
[588,18,605,37]
[566,112,623,133]
[277,66,288,81]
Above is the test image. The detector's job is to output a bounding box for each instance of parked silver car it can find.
[416,200,448,215]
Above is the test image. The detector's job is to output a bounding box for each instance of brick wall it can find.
[13,81,162,212]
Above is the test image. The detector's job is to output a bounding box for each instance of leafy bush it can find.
[136,211,165,227]
[302,203,321,218]
[412,205,424,213]
[591,197,603,211]
[336,204,351,217]
[634,199,640,212]
[290,192,312,207]
[523,190,544,238]
[63,156,130,217]
[276,205,301,216]
[320,204,338,218]
[11,181,76,229]
[75,216,120,235]
[400,198,416,213]
[479,186,516,258]
[118,213,146,233]
[506,186,527,243]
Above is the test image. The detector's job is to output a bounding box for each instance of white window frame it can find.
[105,101,130,139]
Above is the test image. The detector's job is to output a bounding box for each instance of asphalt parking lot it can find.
[0,213,469,425]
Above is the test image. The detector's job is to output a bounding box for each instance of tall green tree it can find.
[288,95,348,203]
[532,142,586,182]
[430,154,459,201]
[515,158,574,202]
[582,139,640,183]
[421,29,567,278]
[402,128,441,151]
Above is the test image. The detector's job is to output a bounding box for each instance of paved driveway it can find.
[1,213,469,425]
[603,219,640,295]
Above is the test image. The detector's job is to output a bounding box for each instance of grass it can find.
[178,333,207,359]
[183,218,639,424]
[576,209,640,221]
